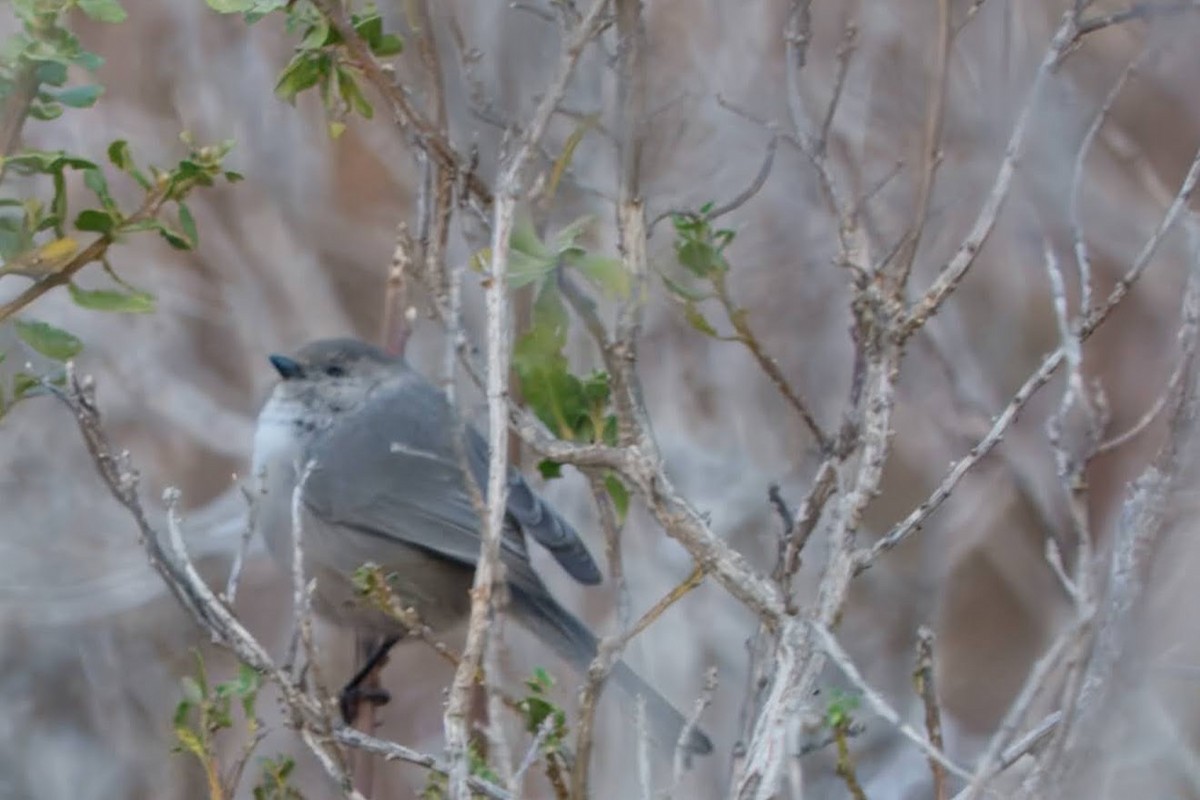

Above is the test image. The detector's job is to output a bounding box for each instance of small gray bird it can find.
[252,337,712,754]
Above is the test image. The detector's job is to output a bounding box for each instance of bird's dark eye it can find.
[325,365,347,378]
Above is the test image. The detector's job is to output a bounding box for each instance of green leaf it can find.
[661,274,710,302]
[74,209,114,233]
[551,214,594,254]
[223,170,244,183]
[335,65,373,118]
[510,214,549,260]
[537,459,563,480]
[157,223,192,250]
[78,0,128,23]
[172,699,193,729]
[177,202,198,247]
[82,168,119,214]
[353,13,383,46]
[34,61,68,86]
[15,319,82,360]
[372,33,404,58]
[4,151,96,173]
[28,99,63,121]
[107,140,133,171]
[12,372,40,400]
[508,250,557,288]
[604,473,630,525]
[675,238,724,277]
[299,16,333,49]
[55,84,104,108]
[204,0,253,11]
[574,254,629,298]
[531,667,553,691]
[181,674,204,704]
[68,283,155,313]
[173,726,207,759]
[275,53,324,104]
[682,300,719,337]
[74,51,104,72]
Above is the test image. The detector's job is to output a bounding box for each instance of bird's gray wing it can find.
[302,373,600,586]
[463,425,602,585]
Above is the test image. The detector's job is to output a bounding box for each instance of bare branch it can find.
[864,138,1200,567]
[902,12,1075,338]
[671,666,719,792]
[223,474,264,606]
[1069,49,1150,317]
[335,727,513,800]
[648,136,779,233]
[814,17,858,159]
[889,0,951,292]
[913,627,947,800]
[1076,1,1200,36]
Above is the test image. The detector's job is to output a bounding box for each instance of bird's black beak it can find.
[268,354,305,380]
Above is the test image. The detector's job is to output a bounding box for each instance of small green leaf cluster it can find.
[664,202,739,338]
[518,666,568,755]
[205,0,402,139]
[494,214,629,520]
[2,0,122,123]
[252,756,304,800]
[0,0,242,419]
[824,687,861,732]
[420,742,503,800]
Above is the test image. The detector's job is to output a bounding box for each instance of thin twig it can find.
[648,136,779,233]
[812,623,972,782]
[814,17,858,159]
[913,627,947,800]
[670,666,719,794]
[223,473,264,606]
[890,0,951,292]
[1069,49,1149,317]
[712,271,830,450]
[1076,1,1200,36]
[901,12,1077,341]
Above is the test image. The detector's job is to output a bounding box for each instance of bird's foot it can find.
[339,683,392,724]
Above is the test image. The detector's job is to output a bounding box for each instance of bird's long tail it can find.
[509,584,714,755]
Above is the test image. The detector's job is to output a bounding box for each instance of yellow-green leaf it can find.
[68,284,155,313]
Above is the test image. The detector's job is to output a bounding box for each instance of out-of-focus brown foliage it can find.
[4,0,1200,797]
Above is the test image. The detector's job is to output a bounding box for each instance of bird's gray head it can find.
[262,338,403,428]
